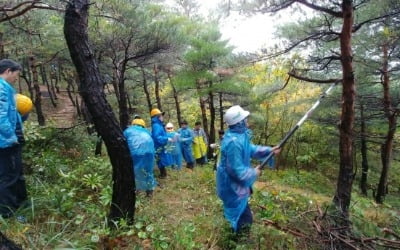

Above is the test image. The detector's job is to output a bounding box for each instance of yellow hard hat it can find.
[132,118,146,127]
[15,94,33,115]
[150,108,164,117]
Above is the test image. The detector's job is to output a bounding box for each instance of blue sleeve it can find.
[123,128,130,139]
[153,124,168,146]
[225,141,257,187]
[250,144,275,167]
[180,129,193,142]
[0,85,15,141]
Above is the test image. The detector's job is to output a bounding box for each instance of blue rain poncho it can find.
[166,131,182,169]
[123,125,157,191]
[151,116,173,168]
[0,78,21,148]
[216,120,275,232]
[0,77,27,217]
[177,127,195,164]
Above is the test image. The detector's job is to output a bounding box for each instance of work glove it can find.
[255,165,262,177]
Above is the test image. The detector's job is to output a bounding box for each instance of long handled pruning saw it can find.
[259,81,340,170]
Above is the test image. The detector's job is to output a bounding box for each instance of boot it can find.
[145,190,153,197]
[159,168,167,178]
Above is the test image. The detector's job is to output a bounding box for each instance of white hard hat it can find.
[166,122,174,128]
[224,105,250,126]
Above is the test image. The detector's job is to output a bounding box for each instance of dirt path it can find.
[39,85,79,128]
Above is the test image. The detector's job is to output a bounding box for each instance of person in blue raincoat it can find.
[177,120,195,169]
[123,118,156,197]
[165,122,182,170]
[216,105,281,234]
[150,108,173,178]
[0,59,30,219]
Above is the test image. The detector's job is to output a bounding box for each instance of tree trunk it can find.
[66,79,76,106]
[95,135,103,156]
[127,92,134,115]
[0,32,6,59]
[141,66,152,112]
[376,42,396,203]
[154,64,162,110]
[117,62,129,130]
[22,57,33,97]
[64,0,135,222]
[196,80,209,139]
[359,101,369,196]
[199,97,208,134]
[168,72,182,125]
[208,88,215,159]
[29,56,46,126]
[52,63,60,93]
[333,0,356,223]
[40,65,57,107]
[219,92,224,131]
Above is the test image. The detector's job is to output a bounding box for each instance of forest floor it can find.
[1,124,399,249]
[39,85,78,128]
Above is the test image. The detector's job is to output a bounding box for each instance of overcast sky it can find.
[196,1,313,54]
[219,13,279,53]
[196,1,282,53]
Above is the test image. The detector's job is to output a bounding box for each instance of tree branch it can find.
[257,0,297,13]
[295,0,342,17]
[0,1,63,23]
[288,71,342,84]
[352,10,400,33]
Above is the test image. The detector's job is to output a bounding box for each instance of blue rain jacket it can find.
[177,127,195,164]
[151,116,173,168]
[0,77,22,148]
[123,125,157,191]
[216,120,275,231]
[166,131,182,169]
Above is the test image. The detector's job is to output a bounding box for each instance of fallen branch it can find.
[330,232,359,250]
[262,219,309,238]
[383,228,400,240]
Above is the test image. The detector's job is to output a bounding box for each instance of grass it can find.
[1,123,399,249]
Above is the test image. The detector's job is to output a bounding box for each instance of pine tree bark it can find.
[376,42,396,203]
[333,0,356,223]
[117,61,129,130]
[167,71,182,125]
[359,101,369,196]
[29,56,46,126]
[219,92,223,131]
[40,65,57,107]
[64,0,135,222]
[154,64,162,110]
[199,96,209,136]
[0,32,5,59]
[141,66,152,112]
[196,81,209,140]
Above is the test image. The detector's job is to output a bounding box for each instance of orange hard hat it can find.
[15,94,33,115]
[150,108,164,117]
[132,118,146,127]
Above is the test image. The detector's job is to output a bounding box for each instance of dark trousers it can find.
[0,145,27,217]
[195,156,206,165]
[236,204,253,233]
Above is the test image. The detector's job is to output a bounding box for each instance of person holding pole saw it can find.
[216,105,281,238]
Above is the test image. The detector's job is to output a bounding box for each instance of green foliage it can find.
[1,125,399,249]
